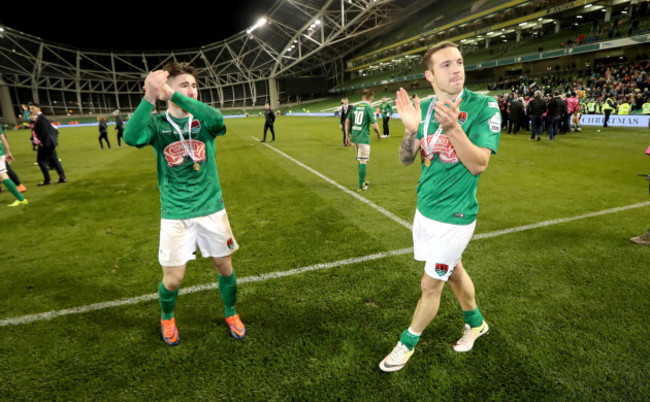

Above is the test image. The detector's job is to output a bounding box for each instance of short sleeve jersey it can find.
[347,102,376,145]
[416,88,501,225]
[127,97,227,220]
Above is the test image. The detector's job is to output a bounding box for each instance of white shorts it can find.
[412,209,476,281]
[0,155,6,175]
[352,143,370,163]
[159,209,239,267]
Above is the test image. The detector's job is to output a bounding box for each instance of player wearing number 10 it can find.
[124,62,245,346]
[345,89,381,192]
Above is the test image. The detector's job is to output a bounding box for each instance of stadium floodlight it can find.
[246,17,267,34]
[0,27,4,32]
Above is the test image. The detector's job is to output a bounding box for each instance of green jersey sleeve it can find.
[171,92,226,137]
[123,99,157,148]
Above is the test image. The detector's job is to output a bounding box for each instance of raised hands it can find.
[433,97,462,133]
[395,88,421,133]
[143,70,170,105]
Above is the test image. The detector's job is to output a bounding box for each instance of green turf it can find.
[1,117,649,400]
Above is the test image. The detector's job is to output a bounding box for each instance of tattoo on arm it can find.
[399,129,420,165]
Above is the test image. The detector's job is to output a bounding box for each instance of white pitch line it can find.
[2,201,649,328]
[472,200,650,240]
[0,248,413,328]
[253,137,412,229]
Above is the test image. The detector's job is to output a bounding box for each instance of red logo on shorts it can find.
[227,238,235,250]
[434,263,449,277]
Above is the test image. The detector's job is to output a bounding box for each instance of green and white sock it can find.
[218,271,237,318]
[400,327,421,351]
[358,163,367,187]
[158,281,178,320]
[3,179,24,201]
[463,307,484,328]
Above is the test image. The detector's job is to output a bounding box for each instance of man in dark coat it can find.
[527,90,547,141]
[507,94,525,134]
[29,103,67,185]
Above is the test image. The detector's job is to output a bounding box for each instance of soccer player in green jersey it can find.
[0,127,28,207]
[345,89,381,192]
[124,62,245,346]
[379,41,501,372]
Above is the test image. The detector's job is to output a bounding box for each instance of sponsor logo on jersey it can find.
[488,101,499,109]
[163,140,207,167]
[435,263,449,277]
[488,112,501,133]
[420,134,458,164]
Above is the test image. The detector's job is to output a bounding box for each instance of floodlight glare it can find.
[246,17,267,34]
[0,27,4,32]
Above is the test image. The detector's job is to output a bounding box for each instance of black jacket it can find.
[340,104,351,125]
[548,97,565,116]
[264,108,276,124]
[527,97,547,116]
[34,113,58,147]
[509,100,525,121]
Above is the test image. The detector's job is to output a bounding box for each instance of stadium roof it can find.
[0,0,436,89]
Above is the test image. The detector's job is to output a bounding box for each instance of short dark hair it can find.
[423,41,458,72]
[361,89,374,100]
[28,102,40,108]
[162,61,198,81]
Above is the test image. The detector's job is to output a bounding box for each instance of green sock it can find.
[158,282,178,320]
[463,307,484,328]
[400,328,421,351]
[218,271,237,318]
[3,179,24,201]
[358,163,367,187]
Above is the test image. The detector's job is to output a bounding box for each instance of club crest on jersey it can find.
[190,119,201,134]
[420,134,458,165]
[163,140,207,167]
[434,263,449,277]
[458,112,467,125]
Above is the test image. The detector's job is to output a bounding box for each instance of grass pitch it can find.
[1,117,649,401]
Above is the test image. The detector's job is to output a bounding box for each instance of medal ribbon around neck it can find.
[423,90,464,143]
[165,110,197,164]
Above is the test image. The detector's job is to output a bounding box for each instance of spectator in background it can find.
[380,97,393,137]
[340,97,351,147]
[528,90,547,141]
[113,110,124,147]
[98,115,111,150]
[565,92,579,133]
[547,91,564,141]
[29,102,67,185]
[261,102,276,143]
[507,94,524,134]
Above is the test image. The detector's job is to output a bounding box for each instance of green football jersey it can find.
[416,88,501,225]
[124,93,227,220]
[347,102,376,145]
[0,125,4,156]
